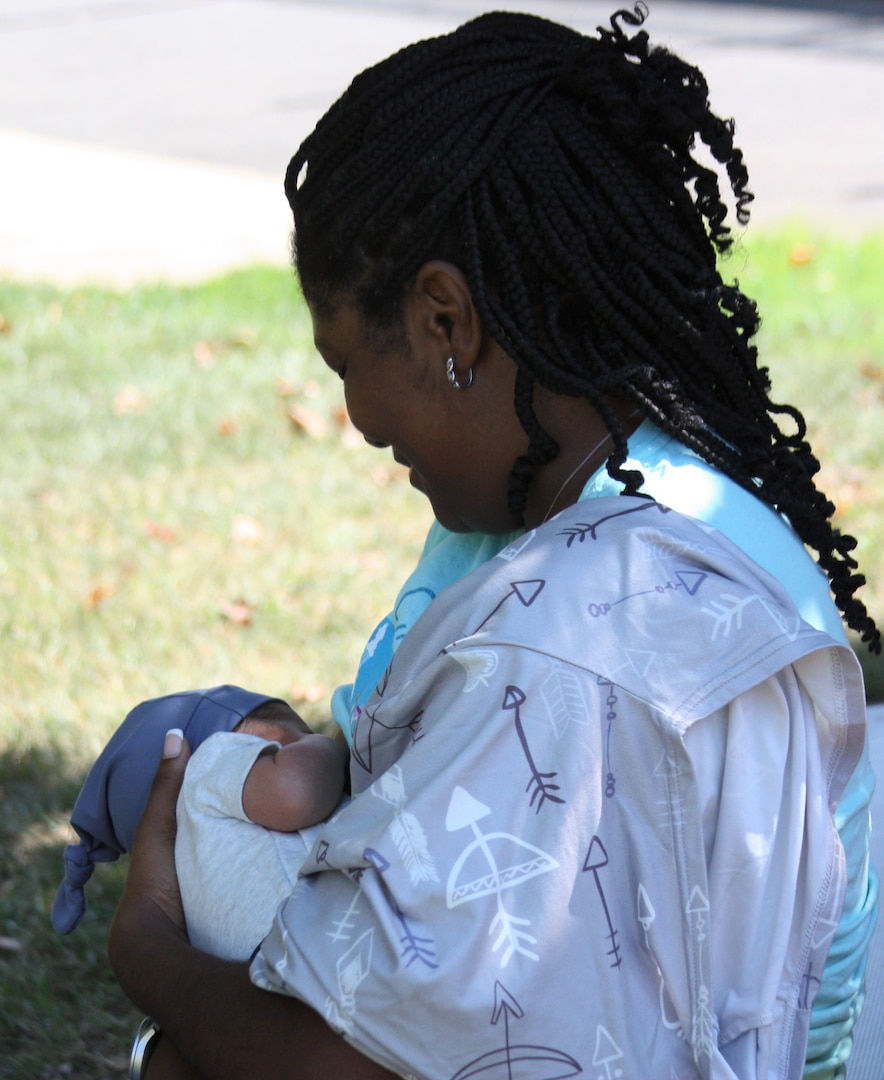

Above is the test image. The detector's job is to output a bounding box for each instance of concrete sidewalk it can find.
[1,0,884,285]
[0,128,292,285]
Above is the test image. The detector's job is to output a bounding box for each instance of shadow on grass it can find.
[0,745,140,1079]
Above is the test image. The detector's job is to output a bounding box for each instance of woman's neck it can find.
[522,397,643,529]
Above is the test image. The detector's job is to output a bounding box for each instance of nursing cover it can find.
[252,498,865,1079]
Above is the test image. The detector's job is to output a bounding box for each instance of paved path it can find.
[1,0,884,283]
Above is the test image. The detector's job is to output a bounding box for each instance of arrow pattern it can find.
[288,497,845,1080]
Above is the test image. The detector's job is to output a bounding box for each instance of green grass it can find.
[0,267,432,1077]
[1,229,883,1076]
[732,227,884,695]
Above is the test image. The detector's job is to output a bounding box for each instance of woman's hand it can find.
[108,729,398,1079]
[108,729,191,1010]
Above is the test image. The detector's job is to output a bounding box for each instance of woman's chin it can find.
[427,500,469,534]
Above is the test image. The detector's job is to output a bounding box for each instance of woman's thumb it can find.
[162,727,187,761]
[136,728,192,846]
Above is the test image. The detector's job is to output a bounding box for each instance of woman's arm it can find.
[108,732,395,1080]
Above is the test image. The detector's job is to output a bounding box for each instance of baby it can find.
[53,685,348,960]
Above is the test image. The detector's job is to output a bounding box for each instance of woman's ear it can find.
[409,261,484,368]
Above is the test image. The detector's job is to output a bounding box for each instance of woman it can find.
[110,8,879,1078]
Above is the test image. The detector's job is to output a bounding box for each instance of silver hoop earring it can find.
[446,356,473,390]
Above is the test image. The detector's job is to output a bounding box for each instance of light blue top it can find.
[331,418,876,1077]
[583,420,848,643]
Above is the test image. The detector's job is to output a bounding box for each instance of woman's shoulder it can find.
[436,497,846,724]
[582,420,845,641]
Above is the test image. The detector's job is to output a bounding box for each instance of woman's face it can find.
[309,294,529,535]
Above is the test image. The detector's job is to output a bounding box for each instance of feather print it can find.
[391,811,440,885]
[540,664,590,737]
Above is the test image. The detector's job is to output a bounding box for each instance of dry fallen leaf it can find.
[287,402,328,439]
[816,463,868,516]
[216,416,240,437]
[788,244,814,267]
[357,551,387,572]
[112,386,147,414]
[231,515,263,545]
[275,377,299,398]
[193,340,216,368]
[290,684,328,704]
[0,312,10,334]
[859,361,884,383]
[333,407,364,448]
[371,465,398,487]
[230,329,257,348]
[219,598,256,626]
[85,583,114,608]
[144,520,177,543]
[194,331,256,369]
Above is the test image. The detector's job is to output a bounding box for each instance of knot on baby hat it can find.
[51,685,279,934]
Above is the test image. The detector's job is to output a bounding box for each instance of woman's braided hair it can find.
[286,5,880,651]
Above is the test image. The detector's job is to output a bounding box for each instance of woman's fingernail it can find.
[163,728,184,759]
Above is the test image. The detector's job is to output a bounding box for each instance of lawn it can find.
[1,229,883,1076]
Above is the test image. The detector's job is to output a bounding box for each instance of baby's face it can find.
[235,700,313,745]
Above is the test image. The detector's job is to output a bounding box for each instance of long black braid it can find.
[286,5,880,652]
